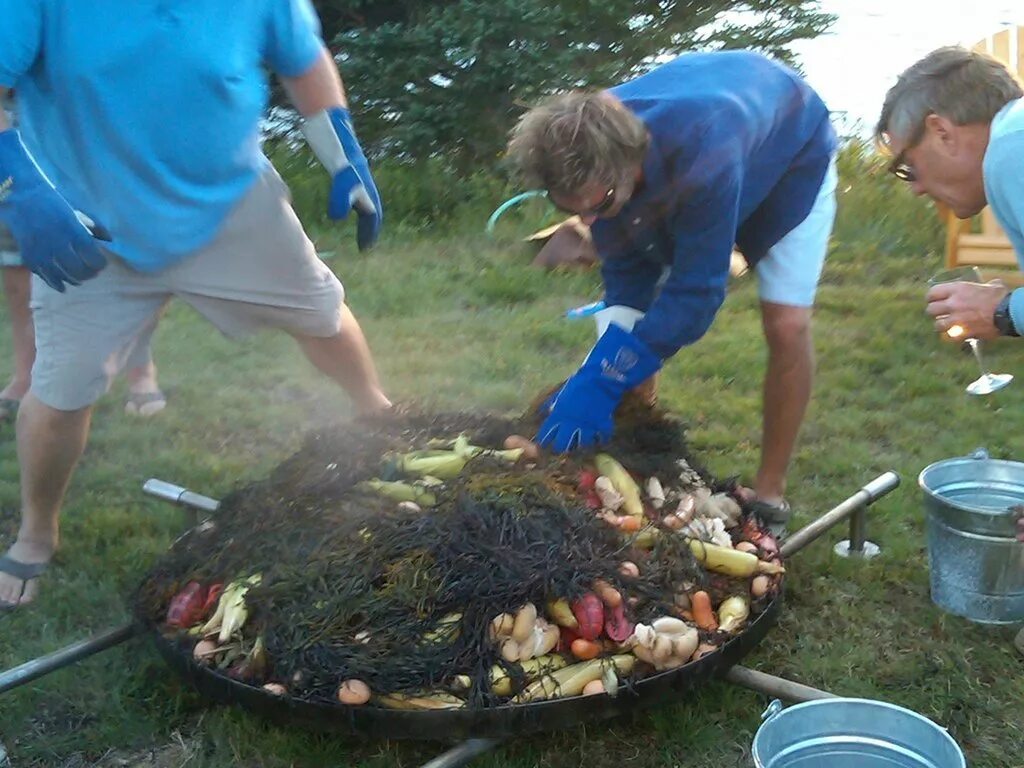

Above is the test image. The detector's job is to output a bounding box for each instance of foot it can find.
[354,391,392,417]
[0,540,53,608]
[1015,626,1024,658]
[736,485,791,534]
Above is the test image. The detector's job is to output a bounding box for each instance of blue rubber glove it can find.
[301,107,382,251]
[0,130,108,292]
[538,324,662,452]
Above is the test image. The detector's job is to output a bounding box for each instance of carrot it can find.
[592,579,622,608]
[617,516,642,533]
[690,590,718,631]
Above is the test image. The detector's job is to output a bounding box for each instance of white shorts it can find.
[754,155,838,307]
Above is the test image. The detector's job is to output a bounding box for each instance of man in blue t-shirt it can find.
[0,0,391,609]
[878,46,1024,656]
[878,48,1024,349]
[507,52,838,529]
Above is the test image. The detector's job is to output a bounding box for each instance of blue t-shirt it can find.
[983,99,1024,331]
[591,51,836,358]
[0,0,323,271]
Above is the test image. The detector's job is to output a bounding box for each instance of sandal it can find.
[0,554,48,610]
[125,390,167,417]
[748,499,792,537]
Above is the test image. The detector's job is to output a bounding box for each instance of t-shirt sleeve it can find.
[0,0,43,88]
[985,128,1024,333]
[263,0,325,77]
[984,129,1024,266]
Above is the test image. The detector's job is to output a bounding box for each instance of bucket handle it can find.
[760,699,784,722]
[969,447,990,461]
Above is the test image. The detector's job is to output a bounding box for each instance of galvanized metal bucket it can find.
[919,449,1024,624]
[752,698,965,768]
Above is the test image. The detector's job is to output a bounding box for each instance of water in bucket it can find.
[752,699,965,768]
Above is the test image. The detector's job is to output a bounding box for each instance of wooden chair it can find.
[944,27,1024,282]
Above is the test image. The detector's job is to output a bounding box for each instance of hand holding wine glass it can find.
[926,267,1013,395]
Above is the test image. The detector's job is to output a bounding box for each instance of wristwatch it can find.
[993,292,1020,337]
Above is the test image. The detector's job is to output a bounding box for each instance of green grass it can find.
[1,153,1023,767]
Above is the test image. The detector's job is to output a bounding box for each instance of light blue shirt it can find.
[983,98,1024,332]
[0,0,323,271]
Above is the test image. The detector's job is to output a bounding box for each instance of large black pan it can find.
[140,592,781,741]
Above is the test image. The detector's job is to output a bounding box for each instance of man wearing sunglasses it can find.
[877,47,1024,342]
[507,51,837,530]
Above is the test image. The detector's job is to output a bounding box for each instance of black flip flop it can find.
[748,499,792,538]
[0,554,48,609]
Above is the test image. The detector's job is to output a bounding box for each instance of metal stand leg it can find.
[833,505,881,559]
[143,478,220,527]
[782,471,898,559]
[419,739,502,768]
[0,481,220,698]
[724,666,836,703]
[0,623,140,695]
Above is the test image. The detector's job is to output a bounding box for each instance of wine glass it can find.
[928,267,1013,396]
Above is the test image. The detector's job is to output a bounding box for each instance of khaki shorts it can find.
[30,169,346,410]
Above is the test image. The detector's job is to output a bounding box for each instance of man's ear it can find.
[925,113,958,153]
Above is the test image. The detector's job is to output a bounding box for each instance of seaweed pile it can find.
[136,402,784,709]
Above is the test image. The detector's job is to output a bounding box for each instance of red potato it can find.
[572,594,605,640]
[604,603,635,642]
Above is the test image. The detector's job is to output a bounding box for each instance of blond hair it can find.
[876,46,1022,151]
[506,91,649,198]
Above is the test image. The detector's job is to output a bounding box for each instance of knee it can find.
[762,308,812,351]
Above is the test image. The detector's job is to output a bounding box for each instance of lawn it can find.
[1,150,1022,768]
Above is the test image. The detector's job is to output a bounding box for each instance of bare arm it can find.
[279,47,348,117]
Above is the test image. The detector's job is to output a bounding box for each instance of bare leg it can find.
[0,394,92,606]
[293,303,391,415]
[1,267,35,403]
[755,302,814,504]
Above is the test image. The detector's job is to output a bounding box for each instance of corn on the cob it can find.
[687,539,785,577]
[513,655,635,702]
[356,479,437,507]
[595,454,644,517]
[490,654,568,696]
[375,691,465,710]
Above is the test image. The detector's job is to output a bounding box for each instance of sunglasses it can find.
[888,149,917,183]
[550,186,617,218]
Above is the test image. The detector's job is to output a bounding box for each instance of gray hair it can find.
[876,46,1022,151]
[506,91,649,199]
